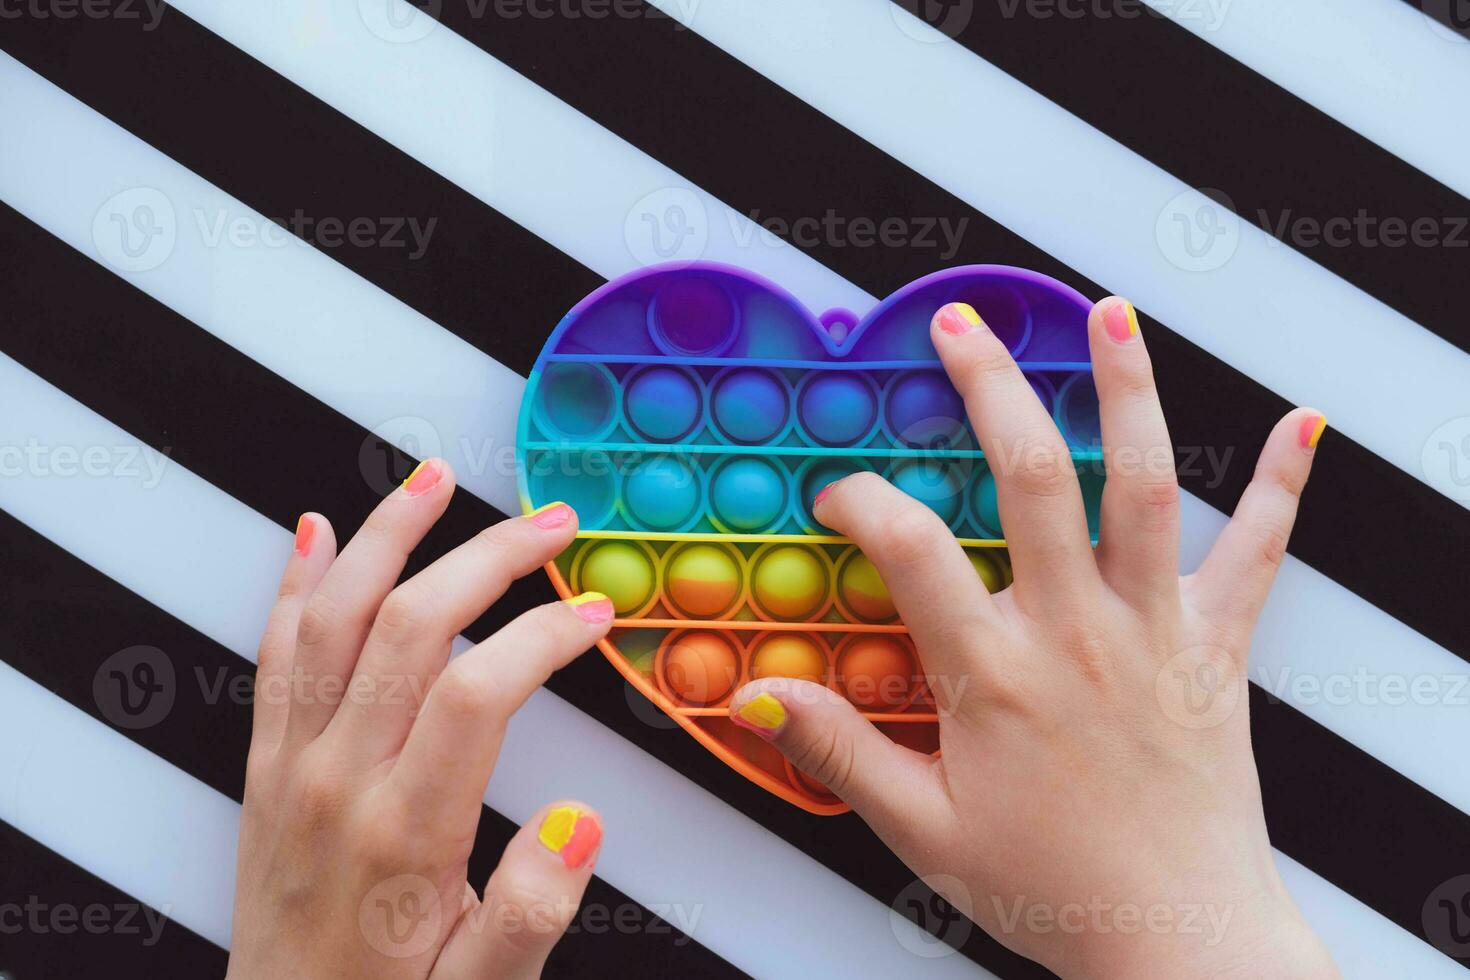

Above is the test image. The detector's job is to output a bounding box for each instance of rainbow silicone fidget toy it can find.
[516,262,1103,815]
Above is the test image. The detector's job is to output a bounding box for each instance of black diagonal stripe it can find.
[3,196,1465,966]
[887,0,1470,351]
[4,2,1468,693]
[0,819,225,977]
[0,507,746,980]
[1403,0,1470,41]
[411,0,1470,671]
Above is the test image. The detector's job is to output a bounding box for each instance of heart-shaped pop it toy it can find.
[517,263,1103,815]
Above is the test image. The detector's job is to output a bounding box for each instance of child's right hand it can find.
[728,298,1339,979]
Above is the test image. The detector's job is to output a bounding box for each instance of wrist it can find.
[1069,896,1337,980]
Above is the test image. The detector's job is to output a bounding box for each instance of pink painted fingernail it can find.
[1103,298,1140,344]
[567,591,614,624]
[294,514,316,557]
[935,302,983,336]
[528,501,573,529]
[400,459,443,497]
[1299,413,1327,451]
[812,482,836,509]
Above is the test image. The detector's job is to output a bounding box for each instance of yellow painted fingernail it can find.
[1299,413,1328,451]
[400,459,442,496]
[733,693,786,734]
[538,806,602,869]
[937,302,984,336]
[565,591,613,624]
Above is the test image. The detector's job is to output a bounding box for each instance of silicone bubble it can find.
[885,370,968,448]
[576,540,657,616]
[967,549,1008,594]
[972,467,1001,537]
[625,365,703,442]
[797,373,880,447]
[749,633,828,684]
[665,543,744,620]
[623,454,702,531]
[710,456,787,532]
[711,368,790,444]
[535,361,618,442]
[837,635,917,710]
[648,277,740,357]
[890,459,965,527]
[1057,373,1102,449]
[836,550,896,623]
[794,456,875,531]
[751,545,830,621]
[1027,372,1058,416]
[518,261,1098,816]
[659,630,740,706]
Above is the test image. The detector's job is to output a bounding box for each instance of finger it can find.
[813,472,999,709]
[1086,297,1180,609]
[330,503,581,761]
[284,458,454,746]
[1189,409,1325,636]
[251,513,337,753]
[930,303,1098,606]
[728,679,953,849]
[435,801,601,980]
[390,594,613,823]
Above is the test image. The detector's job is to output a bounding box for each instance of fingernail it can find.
[731,693,786,737]
[294,514,316,557]
[538,806,602,870]
[400,459,442,497]
[567,591,614,624]
[812,482,836,509]
[1103,299,1140,344]
[936,302,983,336]
[529,501,573,529]
[1299,413,1327,451]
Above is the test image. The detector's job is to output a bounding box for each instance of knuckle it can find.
[1129,477,1180,532]
[376,582,436,641]
[430,663,496,721]
[790,725,856,797]
[487,874,576,952]
[1009,440,1075,500]
[874,506,948,569]
[1251,520,1291,572]
[296,592,341,652]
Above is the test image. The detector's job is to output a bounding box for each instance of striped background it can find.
[1,1,1467,976]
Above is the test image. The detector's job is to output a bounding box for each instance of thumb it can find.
[729,678,951,837]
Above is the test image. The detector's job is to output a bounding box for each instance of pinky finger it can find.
[434,801,602,980]
[1190,408,1325,633]
[252,513,337,752]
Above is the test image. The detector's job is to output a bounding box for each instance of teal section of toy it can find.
[518,263,1103,545]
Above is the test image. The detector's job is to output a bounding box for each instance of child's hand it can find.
[728,298,1338,979]
[227,462,612,979]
